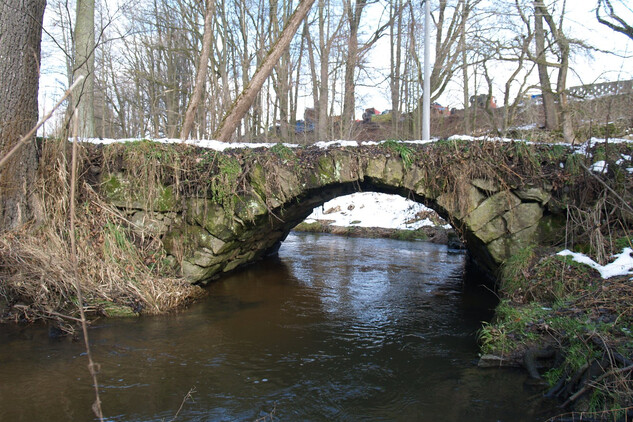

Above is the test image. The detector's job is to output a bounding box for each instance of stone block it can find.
[181,260,221,283]
[474,215,506,244]
[130,211,170,235]
[384,158,404,186]
[487,224,539,264]
[513,187,551,204]
[503,202,543,234]
[471,178,499,194]
[365,156,387,180]
[465,190,521,232]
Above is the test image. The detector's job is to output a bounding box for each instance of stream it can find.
[0,232,557,421]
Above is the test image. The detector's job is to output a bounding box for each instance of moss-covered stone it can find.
[487,224,540,264]
[466,190,521,232]
[223,250,256,272]
[475,215,507,244]
[471,178,499,194]
[317,154,337,184]
[503,202,543,234]
[384,158,404,186]
[102,173,179,212]
[365,156,387,180]
[513,186,552,204]
[235,192,268,222]
[181,260,221,283]
[186,198,236,241]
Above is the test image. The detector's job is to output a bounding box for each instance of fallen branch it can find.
[562,363,633,408]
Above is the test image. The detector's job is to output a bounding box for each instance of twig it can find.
[0,76,84,170]
[169,387,196,421]
[70,113,105,421]
[42,309,86,323]
[578,161,633,215]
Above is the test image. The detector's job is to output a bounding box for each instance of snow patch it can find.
[557,248,633,279]
[589,160,608,173]
[304,192,444,230]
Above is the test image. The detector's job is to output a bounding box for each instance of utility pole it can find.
[422,0,431,140]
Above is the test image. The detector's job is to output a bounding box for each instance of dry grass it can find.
[0,140,204,330]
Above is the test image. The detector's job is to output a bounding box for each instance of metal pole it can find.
[422,0,431,140]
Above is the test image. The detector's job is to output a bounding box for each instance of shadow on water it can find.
[0,232,559,421]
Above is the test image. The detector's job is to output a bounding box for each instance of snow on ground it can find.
[303,192,447,230]
[557,248,633,279]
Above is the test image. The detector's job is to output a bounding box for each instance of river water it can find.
[0,232,556,421]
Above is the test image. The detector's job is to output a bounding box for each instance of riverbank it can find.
[478,244,633,420]
[0,140,205,332]
[293,220,455,244]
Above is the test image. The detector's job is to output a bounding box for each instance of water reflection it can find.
[0,232,556,421]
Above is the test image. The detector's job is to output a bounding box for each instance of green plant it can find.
[270,143,296,163]
[499,245,536,299]
[210,155,242,208]
[615,235,632,250]
[477,321,513,355]
[382,140,414,169]
[543,365,565,388]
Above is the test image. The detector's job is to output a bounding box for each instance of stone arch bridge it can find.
[94,140,570,284]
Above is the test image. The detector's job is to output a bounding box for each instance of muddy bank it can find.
[293,220,463,247]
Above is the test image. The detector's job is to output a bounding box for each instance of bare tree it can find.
[596,0,633,40]
[533,0,559,130]
[0,0,46,230]
[214,0,316,142]
[535,0,573,141]
[181,0,216,140]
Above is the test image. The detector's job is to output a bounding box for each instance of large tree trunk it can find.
[390,0,402,135]
[214,0,316,142]
[0,0,46,231]
[72,0,96,137]
[180,0,216,141]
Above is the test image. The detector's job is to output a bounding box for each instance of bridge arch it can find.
[98,141,562,284]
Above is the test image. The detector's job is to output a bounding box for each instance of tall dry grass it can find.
[0,139,204,330]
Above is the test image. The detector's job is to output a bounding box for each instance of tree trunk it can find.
[0,0,46,230]
[180,0,216,140]
[390,0,402,135]
[534,1,558,130]
[73,0,96,137]
[537,0,574,142]
[214,0,316,142]
[342,0,366,137]
[460,0,470,134]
